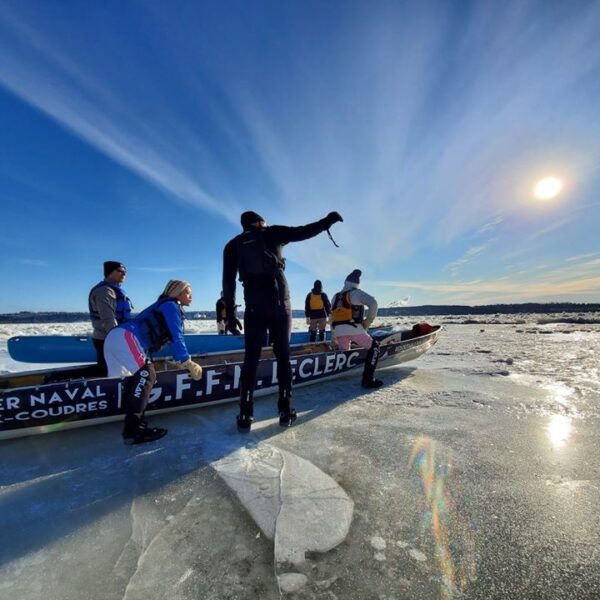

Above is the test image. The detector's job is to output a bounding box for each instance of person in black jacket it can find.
[304,280,331,342]
[222,210,343,431]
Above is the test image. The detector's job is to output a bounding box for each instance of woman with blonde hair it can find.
[104,279,202,444]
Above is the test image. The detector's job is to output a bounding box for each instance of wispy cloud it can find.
[475,216,504,235]
[137,266,201,273]
[375,255,600,304]
[565,252,600,263]
[0,10,240,225]
[213,0,600,272]
[13,258,49,267]
[445,244,490,276]
[1,1,600,296]
[377,277,600,304]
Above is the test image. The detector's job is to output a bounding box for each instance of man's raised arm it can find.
[267,212,343,245]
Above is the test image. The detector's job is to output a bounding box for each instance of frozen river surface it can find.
[1,317,599,599]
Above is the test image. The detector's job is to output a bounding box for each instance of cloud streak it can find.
[0,9,240,225]
[1,1,600,303]
[137,266,201,273]
[445,244,490,276]
[12,258,49,267]
[376,255,600,304]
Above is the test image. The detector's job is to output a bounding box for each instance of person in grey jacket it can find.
[330,269,382,388]
[88,261,133,376]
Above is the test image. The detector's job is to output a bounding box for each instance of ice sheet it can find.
[1,317,600,598]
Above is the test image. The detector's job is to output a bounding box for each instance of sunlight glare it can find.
[546,414,572,449]
[533,177,563,200]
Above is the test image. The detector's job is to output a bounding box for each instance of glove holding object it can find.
[178,358,203,381]
[306,317,311,325]
[323,211,343,228]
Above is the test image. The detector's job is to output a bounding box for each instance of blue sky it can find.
[1,0,600,312]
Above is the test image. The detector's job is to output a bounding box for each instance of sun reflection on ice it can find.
[546,415,573,449]
[542,381,575,409]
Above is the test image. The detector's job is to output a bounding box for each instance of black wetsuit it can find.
[222,218,334,417]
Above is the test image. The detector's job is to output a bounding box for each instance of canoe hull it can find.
[0,327,440,439]
[7,331,333,363]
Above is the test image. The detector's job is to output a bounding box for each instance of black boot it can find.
[236,414,254,433]
[279,409,297,427]
[122,414,167,445]
[361,339,383,389]
[309,330,316,343]
[278,389,297,427]
[362,378,383,389]
[237,387,254,433]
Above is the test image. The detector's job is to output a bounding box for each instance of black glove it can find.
[324,211,343,227]
[226,312,243,335]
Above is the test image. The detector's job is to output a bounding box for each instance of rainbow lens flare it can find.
[408,436,476,599]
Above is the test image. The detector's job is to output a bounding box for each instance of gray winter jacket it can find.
[89,284,120,340]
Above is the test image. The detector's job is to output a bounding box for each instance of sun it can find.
[533,176,563,200]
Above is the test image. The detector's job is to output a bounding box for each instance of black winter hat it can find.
[241,211,265,230]
[313,280,322,291]
[345,269,362,285]
[104,261,125,277]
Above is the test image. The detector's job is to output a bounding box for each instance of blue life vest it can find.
[129,296,185,355]
[88,281,132,324]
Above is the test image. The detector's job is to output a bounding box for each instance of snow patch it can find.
[408,549,427,562]
[278,572,308,592]
[370,535,386,550]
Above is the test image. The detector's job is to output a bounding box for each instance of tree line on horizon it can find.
[1,302,599,323]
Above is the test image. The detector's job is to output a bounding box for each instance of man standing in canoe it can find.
[222,210,343,432]
[304,279,331,342]
[88,261,133,376]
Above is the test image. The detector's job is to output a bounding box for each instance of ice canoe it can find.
[0,326,441,440]
[7,330,337,363]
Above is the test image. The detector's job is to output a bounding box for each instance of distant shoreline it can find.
[1,302,599,324]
